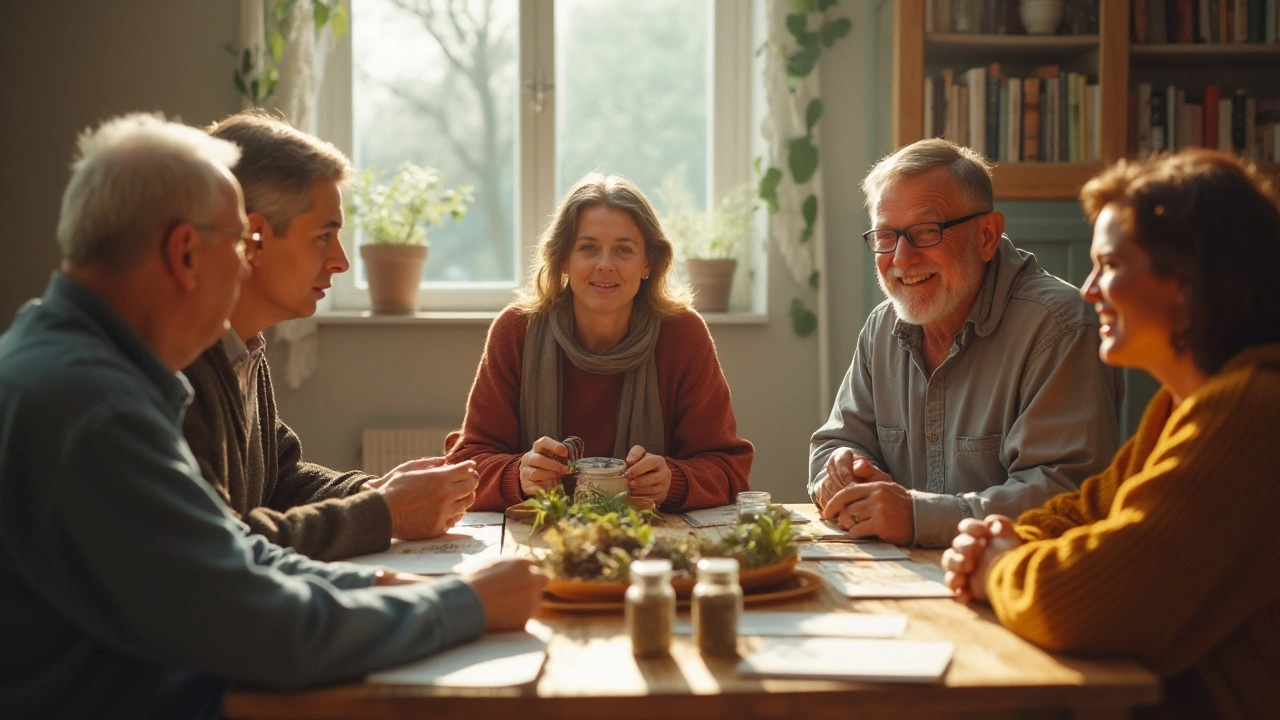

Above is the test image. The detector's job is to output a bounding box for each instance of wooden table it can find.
[224,505,1160,719]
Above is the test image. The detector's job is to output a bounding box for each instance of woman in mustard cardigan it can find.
[942,150,1280,718]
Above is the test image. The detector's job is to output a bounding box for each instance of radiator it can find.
[361,426,456,476]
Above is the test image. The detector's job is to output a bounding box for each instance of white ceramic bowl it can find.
[1020,0,1064,35]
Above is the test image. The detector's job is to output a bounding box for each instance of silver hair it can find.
[205,109,351,235]
[861,138,994,213]
[57,112,242,271]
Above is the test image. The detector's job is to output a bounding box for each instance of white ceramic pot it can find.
[1020,0,1064,35]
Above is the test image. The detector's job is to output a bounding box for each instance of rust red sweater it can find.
[449,306,753,512]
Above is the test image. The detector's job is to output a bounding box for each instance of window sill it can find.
[313,310,769,326]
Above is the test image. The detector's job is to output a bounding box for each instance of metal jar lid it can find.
[575,457,627,477]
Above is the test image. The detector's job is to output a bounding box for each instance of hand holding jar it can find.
[624,444,672,505]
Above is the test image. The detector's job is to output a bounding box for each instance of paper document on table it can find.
[679,505,810,528]
[794,518,855,541]
[737,637,954,683]
[799,541,908,561]
[819,560,953,599]
[368,623,549,687]
[454,511,504,527]
[346,525,501,575]
[675,611,907,638]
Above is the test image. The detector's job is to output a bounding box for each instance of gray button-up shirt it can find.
[810,236,1123,547]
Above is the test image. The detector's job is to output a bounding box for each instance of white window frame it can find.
[318,0,760,314]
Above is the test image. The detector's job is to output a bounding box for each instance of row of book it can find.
[1133,83,1280,161]
[1134,0,1280,43]
[928,0,1099,35]
[924,65,1100,163]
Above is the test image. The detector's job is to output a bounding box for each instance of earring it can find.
[642,274,650,280]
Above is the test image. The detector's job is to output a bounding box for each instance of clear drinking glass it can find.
[736,490,771,523]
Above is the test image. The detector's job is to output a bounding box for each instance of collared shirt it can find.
[0,273,484,717]
[221,326,267,399]
[809,237,1124,547]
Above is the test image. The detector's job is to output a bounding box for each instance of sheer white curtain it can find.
[240,0,338,388]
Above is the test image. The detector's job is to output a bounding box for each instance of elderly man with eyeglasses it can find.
[179,109,480,562]
[809,138,1123,548]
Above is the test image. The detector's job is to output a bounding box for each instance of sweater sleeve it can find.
[1012,389,1172,543]
[264,412,393,560]
[25,402,485,690]
[658,312,754,512]
[183,347,392,561]
[447,308,529,511]
[985,368,1280,662]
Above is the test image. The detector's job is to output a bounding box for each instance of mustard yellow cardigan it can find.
[987,344,1280,719]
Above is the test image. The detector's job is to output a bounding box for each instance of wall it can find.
[0,1,241,322]
[0,1,883,503]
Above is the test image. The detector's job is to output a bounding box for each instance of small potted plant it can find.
[660,180,755,314]
[348,162,471,313]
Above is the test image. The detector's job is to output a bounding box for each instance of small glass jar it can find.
[625,559,675,658]
[691,557,742,657]
[572,456,629,503]
[736,490,771,524]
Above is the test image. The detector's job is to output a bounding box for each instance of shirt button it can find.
[928,433,939,443]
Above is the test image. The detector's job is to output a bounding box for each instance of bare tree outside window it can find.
[352,0,712,289]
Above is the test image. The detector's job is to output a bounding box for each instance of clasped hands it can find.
[816,447,914,546]
[519,436,672,504]
[940,515,1024,604]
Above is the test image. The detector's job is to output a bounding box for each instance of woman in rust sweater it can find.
[448,172,753,512]
[942,150,1280,718]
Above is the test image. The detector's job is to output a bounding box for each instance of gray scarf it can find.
[519,297,665,459]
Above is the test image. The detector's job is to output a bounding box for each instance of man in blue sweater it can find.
[0,113,545,718]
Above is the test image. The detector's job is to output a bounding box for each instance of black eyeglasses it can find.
[194,225,263,261]
[861,211,990,253]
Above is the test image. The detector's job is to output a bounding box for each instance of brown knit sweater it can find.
[181,345,392,561]
[988,344,1280,719]
[449,306,754,512]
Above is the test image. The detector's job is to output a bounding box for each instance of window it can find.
[325,0,757,312]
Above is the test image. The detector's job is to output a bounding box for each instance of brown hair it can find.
[1079,150,1280,374]
[516,172,692,317]
[205,109,351,235]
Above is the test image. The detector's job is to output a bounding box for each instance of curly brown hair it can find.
[1079,150,1280,374]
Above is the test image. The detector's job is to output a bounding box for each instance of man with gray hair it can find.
[182,109,477,561]
[0,113,544,718]
[809,138,1122,547]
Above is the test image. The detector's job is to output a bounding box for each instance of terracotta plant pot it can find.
[685,258,737,313]
[360,243,428,314]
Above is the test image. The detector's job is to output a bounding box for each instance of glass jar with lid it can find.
[626,559,675,658]
[572,456,629,503]
[692,557,742,657]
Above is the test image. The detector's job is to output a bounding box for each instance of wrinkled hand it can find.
[941,515,1023,604]
[375,457,479,540]
[519,436,571,498]
[821,479,915,545]
[625,445,672,505]
[462,557,548,632]
[817,447,893,509]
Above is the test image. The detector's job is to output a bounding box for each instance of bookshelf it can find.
[893,0,1128,200]
[894,1,1280,200]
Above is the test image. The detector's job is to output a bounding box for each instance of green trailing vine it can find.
[758,0,850,336]
[225,0,349,107]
